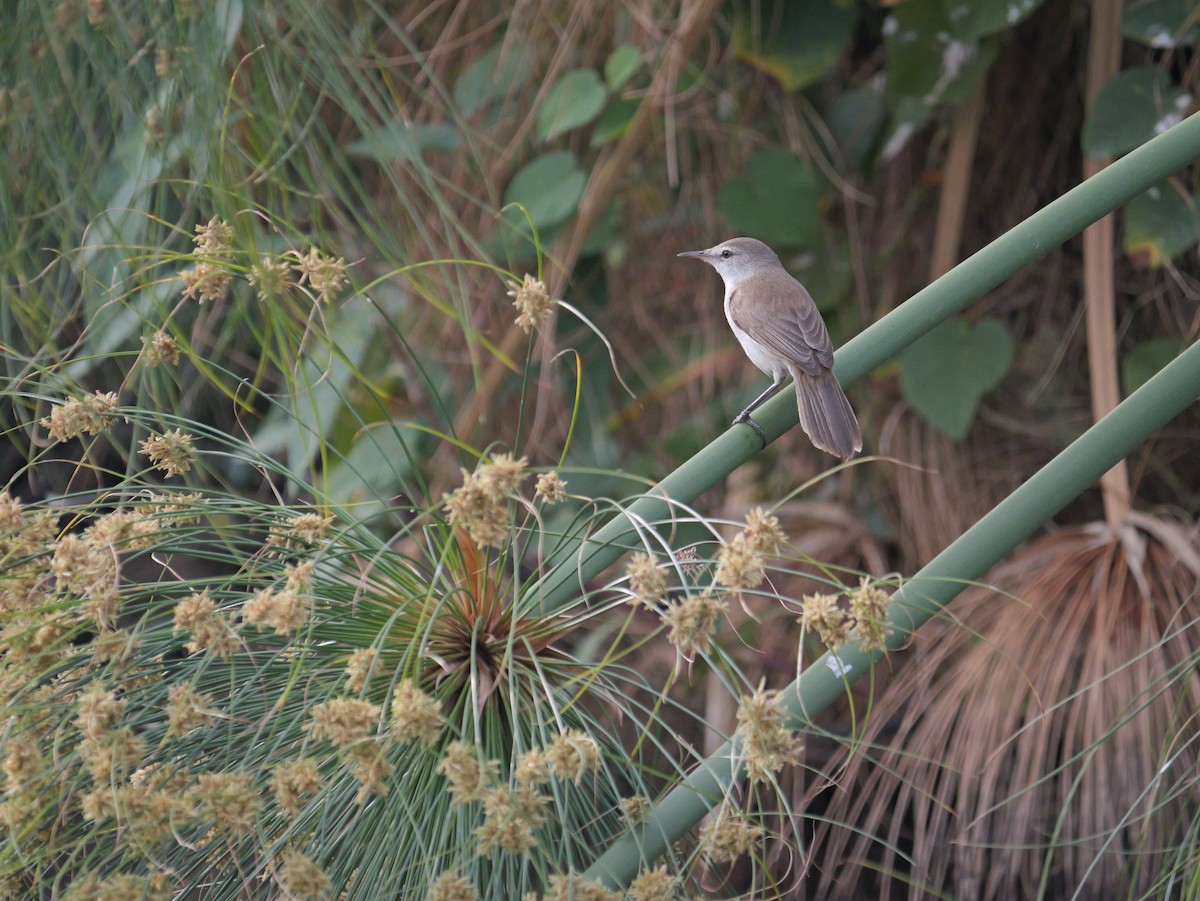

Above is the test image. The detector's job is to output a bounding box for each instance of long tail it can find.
[789,366,862,460]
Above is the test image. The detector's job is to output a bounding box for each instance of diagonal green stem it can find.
[586,334,1200,887]
[531,110,1200,614]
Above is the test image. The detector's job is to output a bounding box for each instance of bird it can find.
[678,236,862,459]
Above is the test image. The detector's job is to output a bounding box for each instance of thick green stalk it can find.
[586,335,1200,887]
[531,111,1200,613]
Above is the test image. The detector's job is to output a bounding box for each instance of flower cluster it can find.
[798,577,894,654]
[442,453,528,548]
[735,682,803,785]
[181,217,233,303]
[41,390,120,441]
[507,274,556,334]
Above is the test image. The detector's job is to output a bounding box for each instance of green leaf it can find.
[731,0,859,92]
[589,99,639,147]
[1123,180,1200,267]
[604,44,642,90]
[453,44,534,116]
[826,84,886,169]
[502,151,587,231]
[1122,337,1184,396]
[537,69,608,141]
[900,316,1014,440]
[1123,0,1200,47]
[884,0,995,104]
[347,122,460,163]
[941,0,1048,42]
[716,148,824,249]
[1082,66,1191,158]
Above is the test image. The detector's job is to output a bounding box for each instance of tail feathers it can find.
[790,366,862,460]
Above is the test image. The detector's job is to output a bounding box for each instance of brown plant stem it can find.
[1083,0,1131,527]
[454,0,725,441]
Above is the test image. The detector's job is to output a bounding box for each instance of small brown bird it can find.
[678,237,862,459]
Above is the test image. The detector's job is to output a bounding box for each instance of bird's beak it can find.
[677,249,708,259]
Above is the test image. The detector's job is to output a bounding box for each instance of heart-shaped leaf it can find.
[716,148,824,249]
[502,151,586,231]
[1122,338,1183,395]
[731,0,859,91]
[900,316,1014,440]
[1123,0,1200,47]
[884,0,995,104]
[1082,66,1192,158]
[1123,180,1200,267]
[942,0,1048,42]
[454,44,534,117]
[604,45,642,90]
[537,69,608,142]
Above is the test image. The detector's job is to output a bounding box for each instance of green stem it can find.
[587,334,1200,887]
[531,111,1200,614]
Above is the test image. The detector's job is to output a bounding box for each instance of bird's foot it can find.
[732,411,767,448]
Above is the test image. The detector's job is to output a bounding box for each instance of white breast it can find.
[724,288,788,379]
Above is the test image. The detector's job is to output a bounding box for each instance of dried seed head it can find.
[308,697,380,747]
[700,811,764,864]
[546,729,600,782]
[507,274,556,334]
[534,471,567,504]
[713,532,765,592]
[139,428,197,477]
[735,682,803,785]
[660,591,726,661]
[391,679,445,747]
[743,507,787,554]
[626,552,667,609]
[272,758,324,817]
[798,592,851,652]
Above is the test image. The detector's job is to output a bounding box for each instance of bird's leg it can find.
[732,375,788,448]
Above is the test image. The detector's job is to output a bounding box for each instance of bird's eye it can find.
[720,249,732,259]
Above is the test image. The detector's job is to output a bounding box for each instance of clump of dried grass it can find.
[805,516,1200,897]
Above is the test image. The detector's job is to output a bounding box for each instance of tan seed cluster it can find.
[534,471,567,504]
[797,592,850,651]
[308,697,380,747]
[428,871,476,901]
[743,507,787,554]
[276,850,331,900]
[52,532,121,628]
[391,679,445,746]
[700,811,764,864]
[475,783,548,856]
[268,511,335,551]
[272,758,324,817]
[538,873,618,901]
[344,647,377,693]
[41,390,121,441]
[173,590,238,657]
[736,682,803,785]
[195,770,261,837]
[625,552,666,610]
[620,795,651,824]
[545,729,600,783]
[248,254,293,302]
[293,247,348,303]
[181,217,233,303]
[139,428,197,477]
[507,274,556,334]
[713,532,766,593]
[849,577,893,652]
[442,453,528,548]
[243,586,309,636]
[438,741,497,805]
[142,330,181,366]
[165,683,216,738]
[660,591,726,661]
[628,864,679,901]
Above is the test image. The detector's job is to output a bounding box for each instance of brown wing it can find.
[727,269,834,376]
